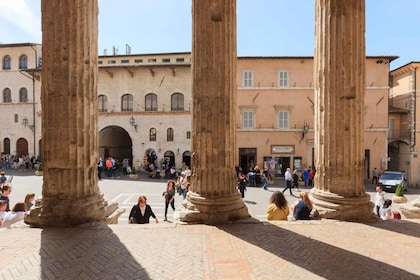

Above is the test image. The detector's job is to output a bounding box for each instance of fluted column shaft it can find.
[312,0,373,221]
[179,0,249,223]
[191,0,237,195]
[26,0,106,227]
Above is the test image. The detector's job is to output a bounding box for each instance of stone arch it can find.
[98,126,133,166]
[182,150,191,168]
[3,138,11,154]
[16,138,28,157]
[164,150,175,168]
[144,148,158,170]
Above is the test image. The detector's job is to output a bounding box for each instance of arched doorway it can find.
[182,150,191,168]
[98,126,133,166]
[16,138,28,157]
[143,148,158,171]
[164,150,175,168]
[3,138,11,154]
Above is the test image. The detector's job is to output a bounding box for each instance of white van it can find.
[378,171,408,191]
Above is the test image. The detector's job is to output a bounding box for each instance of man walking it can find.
[372,167,378,184]
[282,168,294,196]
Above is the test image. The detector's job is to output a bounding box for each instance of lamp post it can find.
[130,117,137,132]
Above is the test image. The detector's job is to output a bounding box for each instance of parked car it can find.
[378,171,408,191]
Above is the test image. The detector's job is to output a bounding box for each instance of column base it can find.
[175,191,250,224]
[311,188,376,222]
[24,192,108,228]
[399,196,420,218]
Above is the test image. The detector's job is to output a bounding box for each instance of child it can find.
[374,186,386,217]
[24,193,36,210]
[380,199,393,220]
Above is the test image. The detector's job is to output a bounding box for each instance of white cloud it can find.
[0,0,41,42]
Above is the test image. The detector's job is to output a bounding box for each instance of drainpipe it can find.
[413,67,417,149]
[408,67,417,187]
[30,45,38,157]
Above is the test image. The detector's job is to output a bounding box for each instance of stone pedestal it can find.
[178,0,249,223]
[25,0,112,227]
[400,197,420,218]
[392,195,408,204]
[311,0,374,221]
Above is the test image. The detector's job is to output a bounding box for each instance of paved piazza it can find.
[1,170,419,279]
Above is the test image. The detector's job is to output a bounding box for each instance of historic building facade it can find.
[0,43,42,158]
[0,43,402,182]
[389,62,420,187]
[236,56,396,181]
[96,52,193,170]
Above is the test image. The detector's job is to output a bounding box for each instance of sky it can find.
[0,0,419,70]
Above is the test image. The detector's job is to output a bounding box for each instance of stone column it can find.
[178,0,249,223]
[25,0,107,227]
[311,0,374,221]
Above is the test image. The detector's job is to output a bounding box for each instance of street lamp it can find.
[22,117,28,126]
[130,117,137,132]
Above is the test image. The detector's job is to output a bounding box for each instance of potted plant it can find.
[392,183,408,203]
[35,163,43,176]
[129,166,138,179]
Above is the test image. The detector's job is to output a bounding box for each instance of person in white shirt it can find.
[0,202,26,228]
[374,186,386,217]
[282,168,294,196]
[0,200,7,223]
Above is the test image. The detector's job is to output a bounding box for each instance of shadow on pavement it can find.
[363,219,420,239]
[40,225,150,279]
[219,222,419,280]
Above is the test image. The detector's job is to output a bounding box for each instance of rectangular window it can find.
[176,58,185,62]
[186,131,191,139]
[162,58,170,63]
[242,111,254,129]
[278,111,289,128]
[134,59,143,63]
[278,71,289,87]
[243,71,254,88]
[121,59,129,64]
[98,61,103,64]
[107,60,116,64]
[388,118,394,138]
[148,58,157,63]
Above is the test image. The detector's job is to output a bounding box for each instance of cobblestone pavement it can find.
[1,218,419,279]
[1,170,420,279]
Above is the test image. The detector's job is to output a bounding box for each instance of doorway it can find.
[239,148,256,173]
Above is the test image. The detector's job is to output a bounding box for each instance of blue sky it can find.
[0,0,419,70]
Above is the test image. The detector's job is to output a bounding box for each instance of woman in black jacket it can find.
[129,195,159,224]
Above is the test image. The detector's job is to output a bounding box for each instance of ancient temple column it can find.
[25,0,107,227]
[178,0,249,223]
[311,0,374,221]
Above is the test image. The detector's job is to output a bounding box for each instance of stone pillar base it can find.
[175,191,250,224]
[24,192,110,228]
[399,197,420,219]
[311,189,375,222]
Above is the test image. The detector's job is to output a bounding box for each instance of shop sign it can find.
[271,145,294,154]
